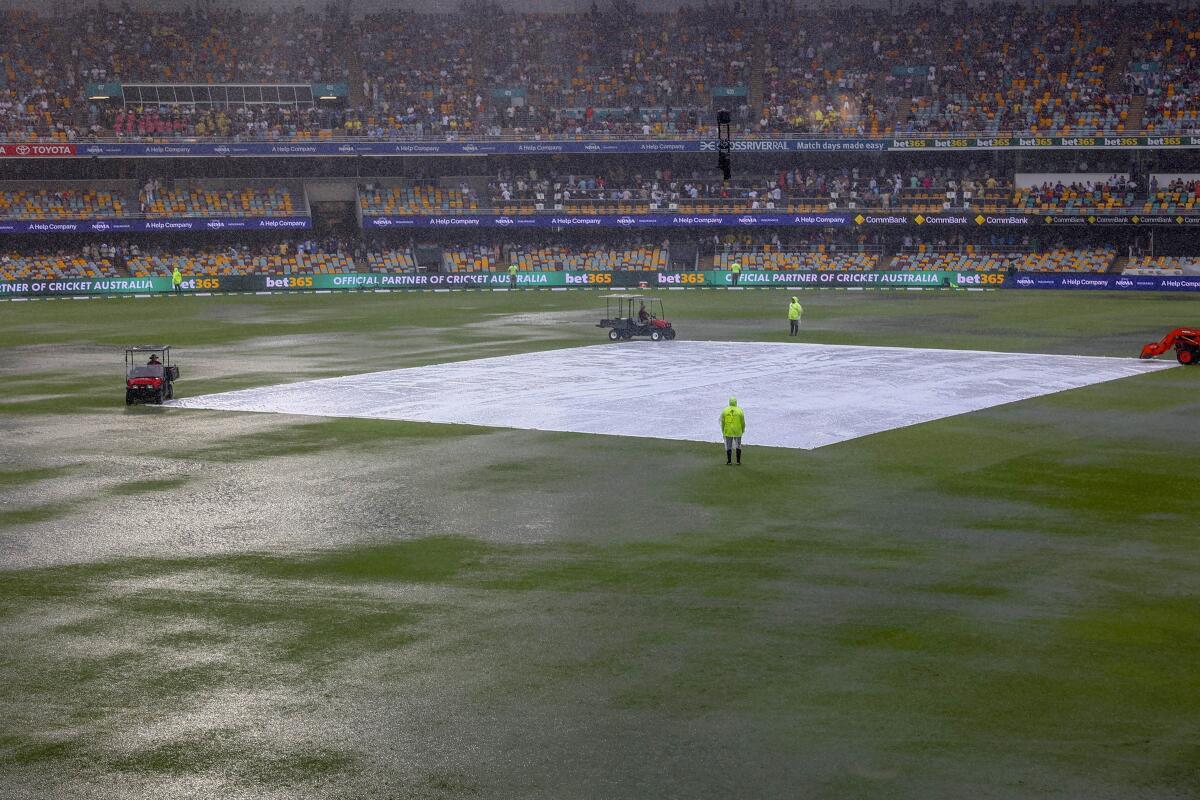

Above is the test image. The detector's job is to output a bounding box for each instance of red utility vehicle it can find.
[597,295,677,341]
[125,345,180,404]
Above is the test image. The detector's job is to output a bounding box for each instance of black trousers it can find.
[789,319,798,335]
[731,272,739,286]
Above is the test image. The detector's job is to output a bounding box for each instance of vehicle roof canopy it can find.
[125,345,171,352]
[601,294,658,300]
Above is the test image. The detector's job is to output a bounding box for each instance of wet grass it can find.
[177,417,493,463]
[2,290,1199,798]
[0,502,80,527]
[0,465,79,489]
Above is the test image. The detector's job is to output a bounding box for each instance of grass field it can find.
[1,289,1198,799]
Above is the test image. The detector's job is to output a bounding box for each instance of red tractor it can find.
[1140,328,1200,365]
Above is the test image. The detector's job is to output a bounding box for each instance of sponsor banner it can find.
[6,269,1199,297]
[364,211,1003,228]
[1005,272,1200,291]
[0,216,311,234]
[366,211,1200,228]
[704,269,963,286]
[305,272,568,289]
[5,135,1200,160]
[0,143,77,157]
[5,136,1200,159]
[0,276,172,296]
[365,213,831,228]
[60,140,708,158]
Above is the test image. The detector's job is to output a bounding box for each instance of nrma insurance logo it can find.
[616,216,638,226]
[495,217,515,226]
[1015,276,1036,287]
[91,221,110,231]
[207,220,226,229]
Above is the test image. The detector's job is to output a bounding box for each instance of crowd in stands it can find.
[3,5,1200,141]
[1012,176,1137,212]
[1144,176,1200,211]
[364,166,1014,216]
[1126,13,1200,133]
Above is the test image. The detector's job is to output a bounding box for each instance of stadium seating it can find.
[1012,183,1135,212]
[128,247,356,277]
[0,251,118,280]
[364,249,418,273]
[1142,183,1200,212]
[715,249,878,271]
[894,249,1025,272]
[1124,255,1200,275]
[510,244,668,271]
[360,185,477,215]
[0,188,126,220]
[145,184,296,217]
[895,246,1116,272]
[444,244,501,272]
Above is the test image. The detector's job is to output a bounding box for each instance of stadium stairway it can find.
[1126,95,1146,131]
[1106,29,1133,94]
[748,27,768,112]
[1109,255,1129,274]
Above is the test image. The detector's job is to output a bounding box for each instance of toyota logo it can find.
[16,145,30,155]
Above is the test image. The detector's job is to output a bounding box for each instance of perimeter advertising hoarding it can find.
[362,212,1198,228]
[4,271,1199,297]
[0,217,311,234]
[6,135,1200,159]
[0,276,174,296]
[1003,273,1200,291]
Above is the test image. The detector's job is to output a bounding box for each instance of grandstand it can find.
[3,4,1200,140]
[2,2,1199,286]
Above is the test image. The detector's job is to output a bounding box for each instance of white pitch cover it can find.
[169,341,1175,450]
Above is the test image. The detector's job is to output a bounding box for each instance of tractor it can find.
[597,294,677,341]
[125,345,180,404]
[1140,328,1200,365]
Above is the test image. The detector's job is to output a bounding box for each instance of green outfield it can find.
[1,289,1198,799]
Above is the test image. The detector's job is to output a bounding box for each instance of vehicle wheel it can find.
[665,329,676,340]
[650,330,662,341]
[154,388,164,404]
[608,329,620,341]
[125,390,134,406]
[1178,347,1196,365]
